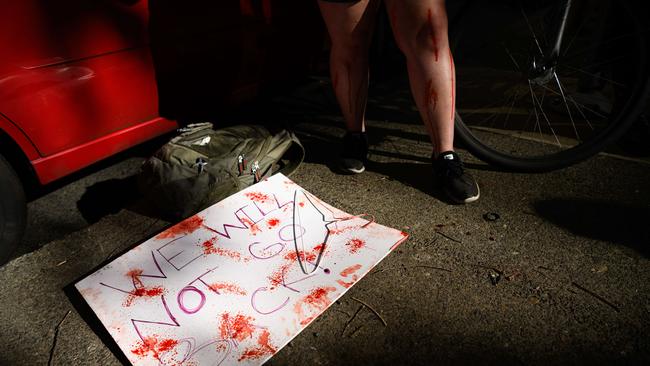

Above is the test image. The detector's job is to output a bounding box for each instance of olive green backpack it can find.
[138,123,304,219]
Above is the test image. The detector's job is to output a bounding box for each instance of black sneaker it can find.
[433,151,480,203]
[339,132,368,174]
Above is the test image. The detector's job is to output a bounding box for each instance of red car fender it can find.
[0,114,41,162]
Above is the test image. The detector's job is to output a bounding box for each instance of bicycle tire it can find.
[450,0,650,172]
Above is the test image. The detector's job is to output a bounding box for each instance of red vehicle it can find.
[0,0,323,263]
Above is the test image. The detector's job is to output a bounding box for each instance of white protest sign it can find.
[76,173,408,365]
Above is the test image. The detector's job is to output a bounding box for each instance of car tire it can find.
[0,153,26,265]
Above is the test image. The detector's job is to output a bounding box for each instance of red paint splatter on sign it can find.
[238,329,277,361]
[302,286,337,310]
[284,250,317,263]
[312,243,325,252]
[337,279,355,288]
[300,315,316,326]
[298,202,305,207]
[346,238,366,254]
[209,282,247,296]
[240,217,262,235]
[131,336,178,360]
[245,192,270,203]
[219,313,256,342]
[123,269,164,306]
[201,237,244,261]
[156,215,204,239]
[268,263,292,287]
[340,264,362,277]
[267,218,280,229]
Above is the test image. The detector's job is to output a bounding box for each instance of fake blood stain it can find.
[424,79,438,110]
[219,313,256,342]
[303,286,337,310]
[284,250,317,263]
[201,237,244,261]
[131,336,178,360]
[209,282,247,296]
[240,217,262,235]
[267,218,280,229]
[238,329,277,361]
[449,48,456,121]
[346,238,366,254]
[245,192,270,203]
[156,215,204,239]
[340,264,362,277]
[123,269,164,306]
[268,263,292,287]
[337,264,362,288]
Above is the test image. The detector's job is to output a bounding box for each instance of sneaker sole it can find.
[445,185,480,204]
[340,166,365,174]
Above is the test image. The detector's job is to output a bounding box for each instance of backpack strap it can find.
[275,130,305,177]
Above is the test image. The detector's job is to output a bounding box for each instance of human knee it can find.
[395,7,448,59]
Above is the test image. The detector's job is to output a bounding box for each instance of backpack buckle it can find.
[194,157,208,174]
[237,154,247,176]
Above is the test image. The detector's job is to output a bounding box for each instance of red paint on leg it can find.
[424,79,438,111]
[449,48,456,121]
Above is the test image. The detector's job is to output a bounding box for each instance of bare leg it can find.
[385,0,454,156]
[317,0,380,132]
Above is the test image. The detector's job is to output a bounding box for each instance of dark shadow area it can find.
[77,176,140,224]
[534,199,650,257]
[63,283,130,366]
[148,0,325,123]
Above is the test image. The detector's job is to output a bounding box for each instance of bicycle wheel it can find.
[450,0,650,172]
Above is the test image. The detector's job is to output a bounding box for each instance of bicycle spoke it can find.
[503,89,520,129]
[527,80,545,141]
[562,16,588,57]
[563,65,625,87]
[538,83,609,119]
[502,43,521,71]
[568,93,595,131]
[553,72,580,140]
[531,80,561,146]
[520,6,545,57]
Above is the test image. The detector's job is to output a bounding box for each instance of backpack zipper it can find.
[251,161,261,183]
[237,154,247,176]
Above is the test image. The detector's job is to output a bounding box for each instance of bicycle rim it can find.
[451,0,650,172]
